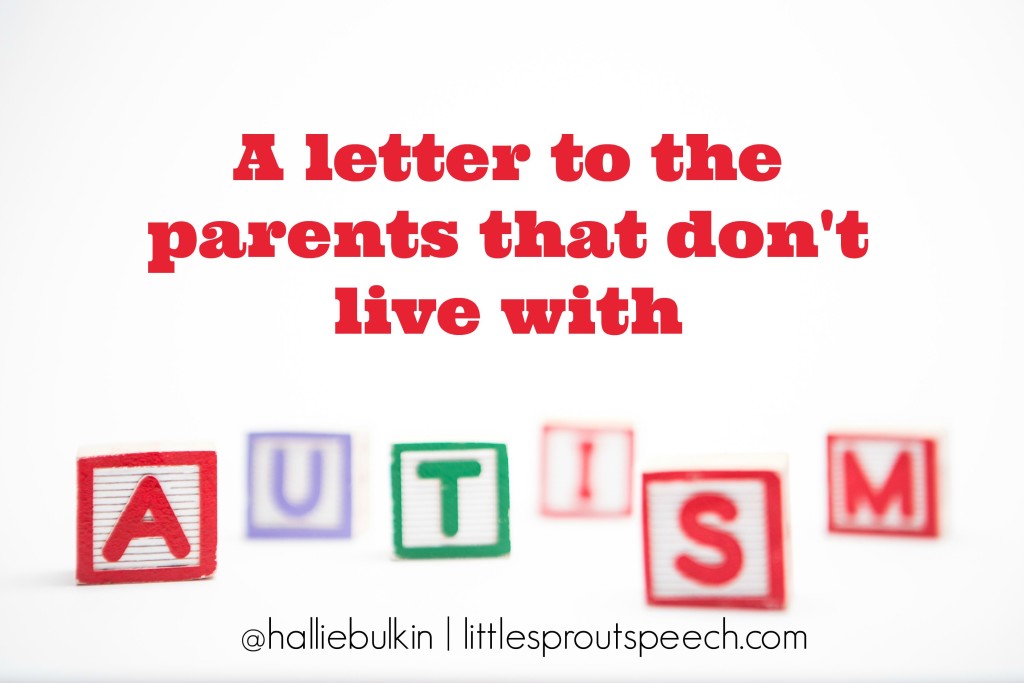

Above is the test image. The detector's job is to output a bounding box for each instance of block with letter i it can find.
[247,433,352,538]
[828,433,938,537]
[541,423,634,516]
[77,449,217,585]
[391,442,510,559]
[642,456,788,609]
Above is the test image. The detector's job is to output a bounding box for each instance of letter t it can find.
[417,460,483,537]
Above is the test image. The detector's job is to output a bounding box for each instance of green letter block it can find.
[391,443,510,559]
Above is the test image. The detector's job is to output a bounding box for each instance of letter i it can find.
[365,285,391,334]
[567,285,596,333]
[578,439,594,502]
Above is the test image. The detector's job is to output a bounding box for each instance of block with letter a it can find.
[247,433,352,538]
[541,424,634,517]
[643,457,788,609]
[828,433,938,537]
[391,442,510,559]
[76,450,217,585]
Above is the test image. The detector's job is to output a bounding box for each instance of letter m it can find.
[844,449,914,518]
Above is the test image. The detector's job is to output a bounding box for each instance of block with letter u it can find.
[76,450,217,585]
[643,460,788,609]
[247,432,352,538]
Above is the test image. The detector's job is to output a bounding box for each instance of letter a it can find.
[233,133,284,180]
[102,475,191,562]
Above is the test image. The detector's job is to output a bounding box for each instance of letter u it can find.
[271,448,323,516]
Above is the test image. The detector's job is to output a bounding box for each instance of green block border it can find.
[391,442,510,559]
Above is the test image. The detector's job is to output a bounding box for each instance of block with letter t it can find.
[77,448,217,585]
[642,456,788,609]
[391,442,510,559]
[827,433,939,537]
[541,423,634,516]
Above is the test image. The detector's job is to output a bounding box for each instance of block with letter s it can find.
[642,456,788,609]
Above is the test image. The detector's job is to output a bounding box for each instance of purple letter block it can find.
[247,433,352,538]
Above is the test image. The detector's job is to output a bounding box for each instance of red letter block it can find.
[827,434,938,537]
[77,450,217,584]
[643,461,787,609]
[541,424,633,516]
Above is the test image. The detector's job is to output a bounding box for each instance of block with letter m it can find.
[827,434,938,537]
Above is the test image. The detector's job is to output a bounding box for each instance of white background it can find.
[1,1,1022,681]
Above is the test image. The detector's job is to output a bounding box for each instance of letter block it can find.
[828,433,938,536]
[541,424,634,516]
[248,433,352,538]
[643,465,787,609]
[391,442,510,559]
[77,450,217,585]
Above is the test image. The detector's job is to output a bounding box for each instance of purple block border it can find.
[247,432,352,539]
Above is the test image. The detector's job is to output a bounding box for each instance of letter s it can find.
[675,493,743,585]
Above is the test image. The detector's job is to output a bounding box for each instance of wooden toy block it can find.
[827,433,938,537]
[541,423,634,517]
[643,459,788,609]
[391,442,510,559]
[247,433,352,538]
[77,450,217,585]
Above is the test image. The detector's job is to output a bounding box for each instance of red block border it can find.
[642,470,786,609]
[77,451,217,585]
[827,434,938,537]
[540,424,634,517]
